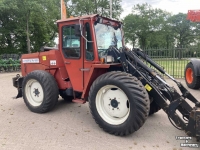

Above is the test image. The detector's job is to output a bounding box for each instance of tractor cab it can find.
[56,14,124,92]
[57,14,123,62]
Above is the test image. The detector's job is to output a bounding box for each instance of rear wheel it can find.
[89,71,150,136]
[22,70,59,113]
[185,62,200,89]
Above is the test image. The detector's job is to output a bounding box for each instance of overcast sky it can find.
[120,0,200,18]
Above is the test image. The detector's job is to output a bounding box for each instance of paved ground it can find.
[0,72,199,150]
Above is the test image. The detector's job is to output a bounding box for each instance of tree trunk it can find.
[27,10,31,53]
[94,0,97,14]
[132,37,135,48]
[166,35,169,49]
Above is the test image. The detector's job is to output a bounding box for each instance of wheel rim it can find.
[25,79,44,107]
[96,85,130,125]
[186,68,193,84]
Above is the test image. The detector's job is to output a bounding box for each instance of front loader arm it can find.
[109,47,200,141]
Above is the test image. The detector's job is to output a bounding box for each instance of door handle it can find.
[80,68,90,71]
[65,62,71,64]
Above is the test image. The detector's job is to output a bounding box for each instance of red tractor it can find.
[185,10,200,89]
[13,14,200,140]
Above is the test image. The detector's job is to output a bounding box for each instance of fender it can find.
[81,63,121,99]
[189,58,200,76]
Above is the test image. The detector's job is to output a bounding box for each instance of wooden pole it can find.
[61,0,67,19]
[110,0,112,18]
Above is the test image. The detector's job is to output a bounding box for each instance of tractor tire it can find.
[22,70,59,113]
[148,69,163,116]
[88,71,150,136]
[185,62,200,89]
[149,100,160,115]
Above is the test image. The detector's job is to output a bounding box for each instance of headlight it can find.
[100,56,114,64]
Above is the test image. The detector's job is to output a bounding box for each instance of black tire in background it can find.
[185,62,200,89]
[22,70,59,113]
[89,71,150,136]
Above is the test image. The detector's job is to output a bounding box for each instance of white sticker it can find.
[50,60,56,65]
[22,58,39,63]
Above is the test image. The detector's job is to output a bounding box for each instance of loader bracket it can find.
[12,74,23,99]
[186,107,200,141]
[16,88,22,99]
[194,108,200,141]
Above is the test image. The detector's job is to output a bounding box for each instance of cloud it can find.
[120,0,163,18]
[120,0,200,18]
[122,0,162,5]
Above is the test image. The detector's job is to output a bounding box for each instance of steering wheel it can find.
[98,49,108,57]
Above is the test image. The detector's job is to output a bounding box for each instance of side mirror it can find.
[74,24,81,36]
[114,24,121,30]
[94,17,103,25]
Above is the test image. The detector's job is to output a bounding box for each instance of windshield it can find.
[94,23,122,53]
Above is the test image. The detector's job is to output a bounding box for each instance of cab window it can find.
[85,23,94,60]
[62,26,80,58]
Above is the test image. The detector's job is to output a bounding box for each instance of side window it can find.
[62,26,80,58]
[85,23,94,60]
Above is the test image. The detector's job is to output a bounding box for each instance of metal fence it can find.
[1,47,200,77]
[143,47,200,78]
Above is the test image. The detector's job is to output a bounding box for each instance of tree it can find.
[194,23,200,47]
[68,0,123,19]
[169,13,196,48]
[0,0,123,54]
[123,3,171,49]
[0,0,60,54]
[123,14,137,48]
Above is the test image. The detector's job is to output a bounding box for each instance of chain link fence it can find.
[143,47,200,78]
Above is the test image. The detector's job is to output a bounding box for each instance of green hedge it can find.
[0,54,21,72]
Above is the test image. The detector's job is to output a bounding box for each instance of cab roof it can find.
[56,14,122,24]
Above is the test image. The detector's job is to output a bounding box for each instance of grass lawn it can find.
[147,58,190,78]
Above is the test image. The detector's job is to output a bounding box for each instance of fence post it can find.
[173,48,175,77]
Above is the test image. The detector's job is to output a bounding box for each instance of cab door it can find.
[61,25,83,92]
[83,22,96,88]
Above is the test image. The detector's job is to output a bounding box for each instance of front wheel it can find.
[22,70,59,113]
[89,71,150,136]
[185,62,200,89]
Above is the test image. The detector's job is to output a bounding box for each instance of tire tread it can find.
[22,70,59,113]
[185,62,200,89]
[89,71,150,136]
